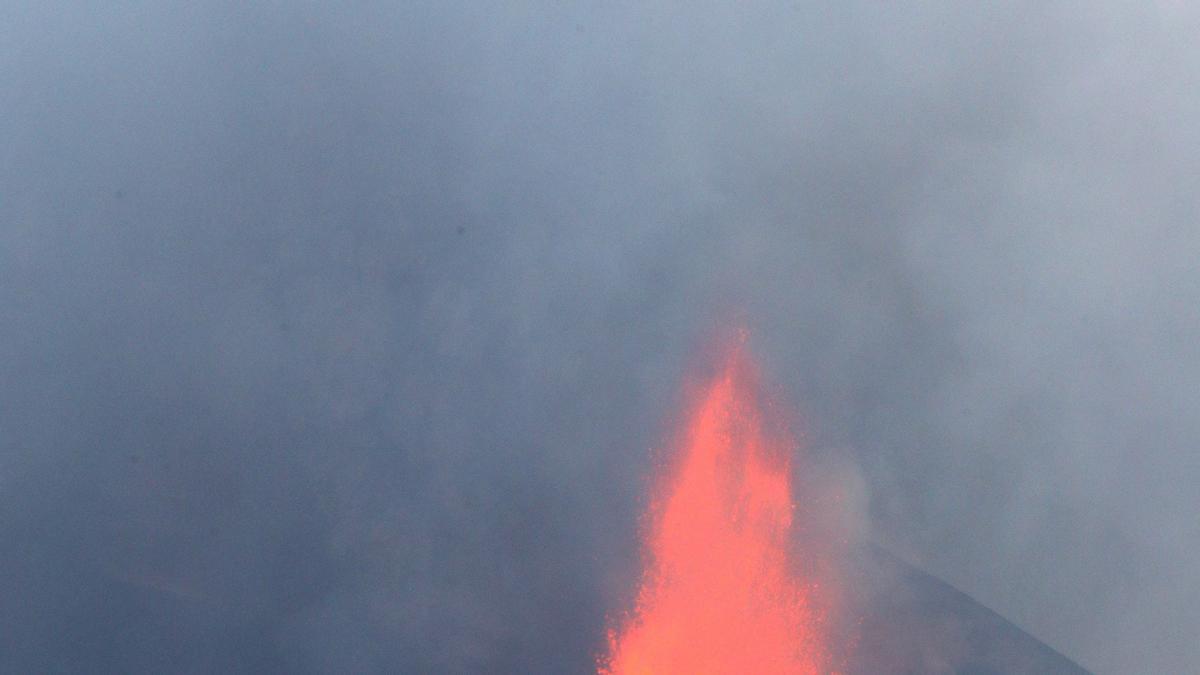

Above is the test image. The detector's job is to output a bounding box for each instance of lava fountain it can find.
[600,337,831,674]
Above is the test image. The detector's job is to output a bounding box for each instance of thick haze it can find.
[3,2,1197,673]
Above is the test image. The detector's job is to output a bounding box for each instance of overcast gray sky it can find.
[3,2,1197,673]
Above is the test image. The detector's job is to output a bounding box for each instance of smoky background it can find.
[2,2,1197,673]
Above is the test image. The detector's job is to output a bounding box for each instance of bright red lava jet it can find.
[600,338,831,674]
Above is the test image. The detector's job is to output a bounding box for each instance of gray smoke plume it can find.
[2,2,1196,672]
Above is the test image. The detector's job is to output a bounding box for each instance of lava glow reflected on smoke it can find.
[601,340,829,674]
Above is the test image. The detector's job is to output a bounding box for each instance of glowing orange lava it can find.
[601,340,828,674]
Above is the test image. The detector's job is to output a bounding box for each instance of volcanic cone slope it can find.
[844,545,1091,675]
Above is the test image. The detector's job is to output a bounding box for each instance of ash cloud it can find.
[2,2,1197,672]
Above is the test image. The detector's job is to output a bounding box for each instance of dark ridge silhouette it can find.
[843,545,1091,675]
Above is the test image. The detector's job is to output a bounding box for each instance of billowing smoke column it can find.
[600,336,832,674]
